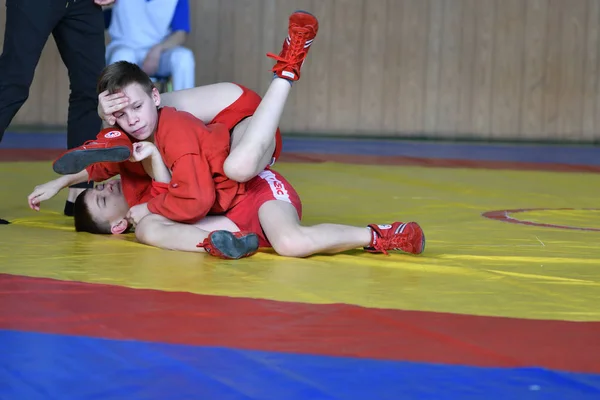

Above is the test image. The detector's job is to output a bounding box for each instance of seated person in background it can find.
[104,0,195,91]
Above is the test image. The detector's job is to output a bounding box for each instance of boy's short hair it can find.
[97,61,155,96]
[73,190,111,234]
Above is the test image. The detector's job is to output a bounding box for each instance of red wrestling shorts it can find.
[225,169,302,247]
[209,84,283,167]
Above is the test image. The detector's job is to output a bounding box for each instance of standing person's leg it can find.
[0,0,62,140]
[0,0,63,223]
[52,0,106,215]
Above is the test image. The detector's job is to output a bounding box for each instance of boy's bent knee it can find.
[224,147,275,183]
[270,234,311,258]
[223,157,258,183]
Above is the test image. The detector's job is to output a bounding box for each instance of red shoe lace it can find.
[79,139,103,149]
[268,26,312,71]
[372,231,413,255]
[197,238,210,250]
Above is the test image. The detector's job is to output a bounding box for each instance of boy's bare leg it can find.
[224,78,291,182]
[224,11,320,182]
[258,200,372,258]
[136,201,371,258]
[159,77,290,183]
[135,214,240,252]
[258,200,426,258]
[159,82,244,124]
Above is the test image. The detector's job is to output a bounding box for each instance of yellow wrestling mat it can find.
[1,161,599,321]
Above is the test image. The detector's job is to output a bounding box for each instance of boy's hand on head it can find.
[129,142,157,162]
[98,90,128,126]
[126,203,151,226]
[27,180,64,211]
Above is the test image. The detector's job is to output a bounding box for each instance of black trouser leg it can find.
[0,0,62,141]
[53,0,105,150]
[53,0,106,190]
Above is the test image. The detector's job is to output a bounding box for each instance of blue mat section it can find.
[0,131,66,149]
[282,137,600,166]
[3,131,600,165]
[1,330,599,400]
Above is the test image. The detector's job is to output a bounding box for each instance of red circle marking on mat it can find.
[481,208,600,232]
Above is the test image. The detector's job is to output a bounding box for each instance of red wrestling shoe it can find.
[364,222,426,255]
[198,231,260,260]
[266,10,319,81]
[53,128,133,175]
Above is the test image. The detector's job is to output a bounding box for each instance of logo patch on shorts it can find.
[259,170,291,203]
[104,131,122,139]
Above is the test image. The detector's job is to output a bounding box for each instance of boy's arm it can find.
[146,153,216,223]
[130,142,172,183]
[28,169,89,210]
[147,148,171,183]
[159,83,244,124]
[86,159,121,183]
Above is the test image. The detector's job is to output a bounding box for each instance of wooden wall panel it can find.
[469,0,495,137]
[399,0,429,135]
[1,0,600,142]
[521,0,548,139]
[357,0,386,133]
[583,0,600,140]
[381,0,403,134]
[491,0,525,138]
[557,0,586,139]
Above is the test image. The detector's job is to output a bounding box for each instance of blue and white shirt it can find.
[107,0,191,49]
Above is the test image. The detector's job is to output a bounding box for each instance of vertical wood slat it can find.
[490,0,525,138]
[214,0,236,82]
[398,0,429,134]
[543,0,563,138]
[435,0,463,135]
[189,0,220,85]
[469,0,495,138]
[557,0,587,139]
[521,0,548,139]
[327,0,364,134]
[457,0,476,137]
[381,0,403,134]
[583,0,600,140]
[423,0,444,134]
[305,0,334,132]
[357,0,387,133]
[2,0,600,142]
